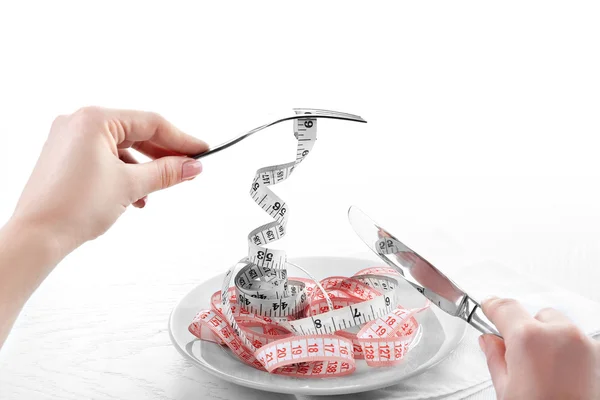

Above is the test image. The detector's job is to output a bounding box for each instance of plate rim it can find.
[169,256,467,395]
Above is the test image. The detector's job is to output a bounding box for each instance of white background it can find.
[1,1,600,399]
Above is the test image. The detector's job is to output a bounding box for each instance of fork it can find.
[191,108,367,159]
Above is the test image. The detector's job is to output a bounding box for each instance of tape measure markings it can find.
[189,111,429,377]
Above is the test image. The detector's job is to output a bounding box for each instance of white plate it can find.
[169,256,466,395]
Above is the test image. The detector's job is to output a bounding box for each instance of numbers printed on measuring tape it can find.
[187,110,429,377]
[256,251,274,262]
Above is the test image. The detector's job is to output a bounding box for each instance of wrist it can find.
[0,217,67,347]
[0,216,66,308]
[3,216,67,268]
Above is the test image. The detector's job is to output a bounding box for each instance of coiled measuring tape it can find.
[189,111,429,377]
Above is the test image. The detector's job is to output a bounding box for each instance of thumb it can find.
[132,157,203,197]
[479,334,508,397]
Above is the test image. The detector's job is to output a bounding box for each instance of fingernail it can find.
[182,160,203,180]
[139,197,147,208]
[478,335,487,353]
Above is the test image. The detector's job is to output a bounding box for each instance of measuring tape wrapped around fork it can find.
[188,109,429,377]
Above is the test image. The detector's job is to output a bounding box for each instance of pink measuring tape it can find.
[188,110,429,377]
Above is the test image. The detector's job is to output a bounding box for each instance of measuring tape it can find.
[188,111,429,377]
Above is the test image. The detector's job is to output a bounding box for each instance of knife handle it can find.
[469,304,502,338]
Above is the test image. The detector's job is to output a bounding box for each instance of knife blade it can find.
[348,206,501,337]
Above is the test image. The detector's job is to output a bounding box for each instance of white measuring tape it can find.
[189,111,429,377]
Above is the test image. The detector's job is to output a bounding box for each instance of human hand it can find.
[480,297,600,399]
[11,107,208,257]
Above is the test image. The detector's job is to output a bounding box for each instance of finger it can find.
[535,307,572,325]
[479,334,508,397]
[117,139,135,149]
[132,141,181,159]
[130,157,203,197]
[118,151,148,207]
[482,297,534,338]
[118,149,139,165]
[132,196,148,209]
[103,108,209,155]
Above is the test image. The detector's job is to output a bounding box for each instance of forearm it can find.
[0,218,64,348]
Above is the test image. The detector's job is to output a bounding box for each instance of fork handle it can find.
[192,149,213,160]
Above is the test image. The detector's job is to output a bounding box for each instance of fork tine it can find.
[293,108,362,118]
[293,108,365,122]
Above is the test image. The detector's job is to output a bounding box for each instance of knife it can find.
[348,206,501,337]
